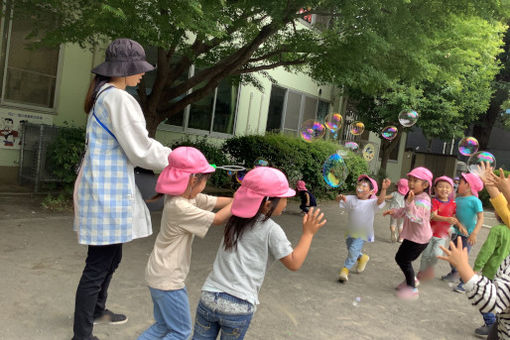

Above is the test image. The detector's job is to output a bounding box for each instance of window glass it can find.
[213,79,237,134]
[2,15,59,108]
[284,91,301,134]
[265,86,286,132]
[188,86,214,130]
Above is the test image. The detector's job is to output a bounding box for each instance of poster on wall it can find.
[0,111,53,150]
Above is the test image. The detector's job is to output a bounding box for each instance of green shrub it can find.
[222,134,368,198]
[46,125,86,187]
[171,136,232,189]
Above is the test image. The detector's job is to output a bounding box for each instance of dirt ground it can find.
[0,194,500,340]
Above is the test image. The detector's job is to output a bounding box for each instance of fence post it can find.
[34,124,44,192]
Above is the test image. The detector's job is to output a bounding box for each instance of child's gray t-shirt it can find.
[201,217,293,306]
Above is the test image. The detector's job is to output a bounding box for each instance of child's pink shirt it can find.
[393,192,432,244]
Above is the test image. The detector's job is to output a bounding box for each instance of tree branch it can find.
[235,57,309,74]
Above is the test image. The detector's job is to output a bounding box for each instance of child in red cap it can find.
[139,147,233,340]
[441,172,484,294]
[191,167,326,340]
[336,175,391,283]
[384,166,433,300]
[385,178,408,242]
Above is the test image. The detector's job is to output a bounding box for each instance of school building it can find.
[0,11,407,188]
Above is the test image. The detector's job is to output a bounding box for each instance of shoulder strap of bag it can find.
[92,85,117,141]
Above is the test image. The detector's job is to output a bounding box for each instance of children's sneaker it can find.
[396,287,419,300]
[441,271,459,282]
[94,309,128,325]
[474,324,491,338]
[453,282,465,294]
[338,267,349,283]
[356,254,370,273]
[395,277,419,290]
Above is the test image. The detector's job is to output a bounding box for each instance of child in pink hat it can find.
[336,175,391,283]
[417,176,464,282]
[385,178,408,242]
[140,146,233,340]
[384,166,433,300]
[441,172,484,294]
[296,179,317,214]
[190,167,326,339]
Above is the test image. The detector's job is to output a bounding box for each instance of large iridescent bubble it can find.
[381,126,398,141]
[254,158,269,167]
[398,110,419,127]
[458,137,479,156]
[467,151,496,176]
[344,141,359,152]
[349,121,365,136]
[300,119,326,142]
[322,153,349,188]
[324,113,343,132]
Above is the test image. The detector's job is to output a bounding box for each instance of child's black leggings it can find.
[395,239,429,287]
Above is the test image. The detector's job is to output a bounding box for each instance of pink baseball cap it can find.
[397,178,409,196]
[296,180,307,191]
[155,146,215,195]
[407,167,433,194]
[434,176,454,189]
[460,172,484,197]
[232,167,296,218]
[357,174,378,198]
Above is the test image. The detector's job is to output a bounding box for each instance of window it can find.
[0,11,61,110]
[266,85,330,136]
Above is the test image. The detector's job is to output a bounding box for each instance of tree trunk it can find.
[379,131,402,175]
[145,108,161,138]
[472,87,506,149]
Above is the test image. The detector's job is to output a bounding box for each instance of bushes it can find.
[222,134,368,198]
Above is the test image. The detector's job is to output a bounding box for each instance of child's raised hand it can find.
[336,194,346,202]
[406,191,415,204]
[489,168,510,192]
[381,178,391,190]
[302,207,327,235]
[476,161,494,184]
[383,209,395,217]
[438,236,469,269]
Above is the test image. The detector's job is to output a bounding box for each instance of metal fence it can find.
[18,122,60,192]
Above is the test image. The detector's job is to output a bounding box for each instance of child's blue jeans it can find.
[344,237,365,270]
[448,234,472,275]
[138,287,192,340]
[192,292,254,340]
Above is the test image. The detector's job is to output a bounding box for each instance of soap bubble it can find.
[458,137,479,156]
[336,148,349,158]
[352,296,361,307]
[468,151,496,176]
[322,153,349,188]
[362,143,376,162]
[300,120,326,142]
[398,110,419,127]
[227,171,234,177]
[382,126,398,141]
[254,158,269,167]
[235,170,247,184]
[344,141,359,152]
[349,121,365,136]
[325,113,343,132]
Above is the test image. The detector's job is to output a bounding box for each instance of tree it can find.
[8,0,508,137]
[344,16,505,172]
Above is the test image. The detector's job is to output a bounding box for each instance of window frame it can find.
[0,7,63,113]
[159,65,241,138]
[267,85,331,136]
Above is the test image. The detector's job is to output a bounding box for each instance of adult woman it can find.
[72,38,171,340]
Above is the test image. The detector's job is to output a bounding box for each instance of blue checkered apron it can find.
[73,88,133,245]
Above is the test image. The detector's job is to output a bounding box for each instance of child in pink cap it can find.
[417,176,465,282]
[441,172,484,294]
[191,167,326,340]
[384,166,433,300]
[296,179,317,214]
[385,178,409,242]
[139,147,233,340]
[336,175,391,283]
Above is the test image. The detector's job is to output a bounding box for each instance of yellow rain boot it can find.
[338,267,349,283]
[356,254,370,273]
